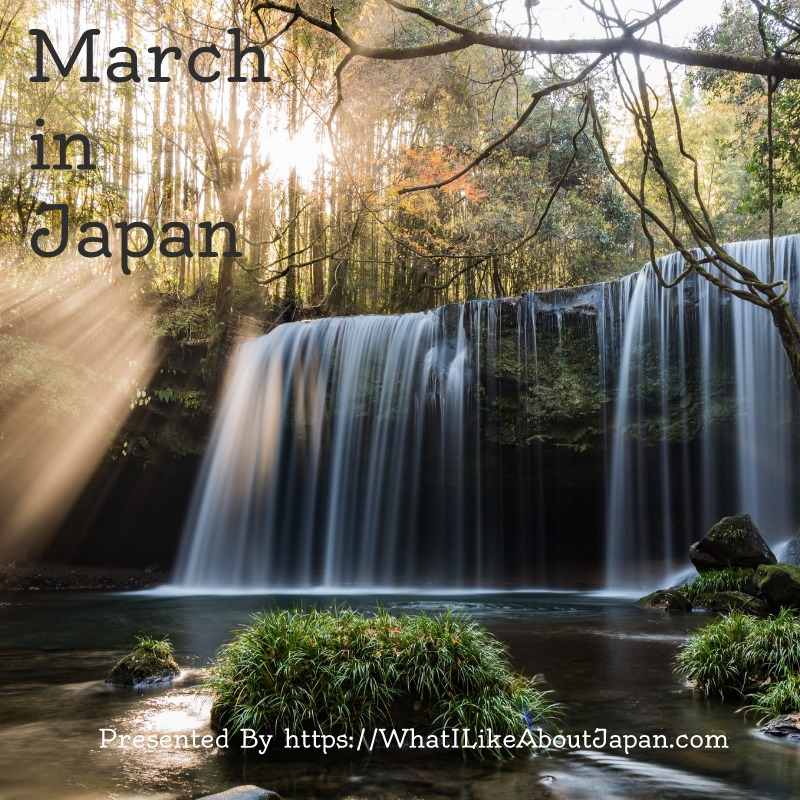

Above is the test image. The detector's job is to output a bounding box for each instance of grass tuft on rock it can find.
[107,634,180,686]
[684,567,755,605]
[743,674,800,723]
[204,607,560,756]
[675,609,800,698]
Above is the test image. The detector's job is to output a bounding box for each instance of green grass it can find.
[684,567,755,604]
[675,609,800,698]
[204,607,560,756]
[743,674,800,723]
[134,634,175,661]
[716,525,747,544]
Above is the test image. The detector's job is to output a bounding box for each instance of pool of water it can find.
[1,591,798,799]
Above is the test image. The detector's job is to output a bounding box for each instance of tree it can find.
[251,0,800,390]
[693,0,800,217]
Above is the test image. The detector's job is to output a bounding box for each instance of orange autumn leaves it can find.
[396,146,488,217]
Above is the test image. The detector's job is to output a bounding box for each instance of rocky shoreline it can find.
[0,561,169,591]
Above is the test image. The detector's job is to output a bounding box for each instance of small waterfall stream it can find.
[174,236,800,590]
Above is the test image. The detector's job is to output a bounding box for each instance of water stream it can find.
[1,591,798,800]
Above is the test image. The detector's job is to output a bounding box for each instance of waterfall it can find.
[605,237,800,588]
[174,236,800,591]
[174,306,485,589]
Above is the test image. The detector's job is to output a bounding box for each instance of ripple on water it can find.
[544,750,767,800]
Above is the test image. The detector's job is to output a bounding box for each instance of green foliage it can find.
[205,607,560,756]
[743,674,800,723]
[180,389,206,411]
[135,634,175,661]
[685,567,755,604]
[150,298,216,342]
[691,1,800,227]
[675,609,800,698]
[0,334,114,429]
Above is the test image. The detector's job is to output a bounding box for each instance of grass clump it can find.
[135,634,176,661]
[743,674,800,723]
[684,567,755,605]
[675,609,800,698]
[205,607,560,756]
[107,635,180,686]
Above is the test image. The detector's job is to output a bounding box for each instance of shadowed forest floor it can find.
[0,561,168,590]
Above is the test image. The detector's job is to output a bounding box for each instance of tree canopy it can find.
[248,0,800,387]
[2,0,800,385]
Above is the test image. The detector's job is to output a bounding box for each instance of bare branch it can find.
[254,0,800,79]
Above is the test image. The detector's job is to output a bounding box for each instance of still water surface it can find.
[1,591,798,799]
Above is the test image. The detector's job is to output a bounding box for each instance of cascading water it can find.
[605,237,800,588]
[175,306,486,589]
[174,236,800,591]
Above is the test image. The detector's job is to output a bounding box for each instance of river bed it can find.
[1,591,798,799]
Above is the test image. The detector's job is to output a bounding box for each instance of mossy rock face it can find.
[755,563,800,613]
[107,639,180,686]
[637,589,692,611]
[689,514,776,573]
[693,590,770,615]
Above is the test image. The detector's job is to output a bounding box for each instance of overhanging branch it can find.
[253,0,800,79]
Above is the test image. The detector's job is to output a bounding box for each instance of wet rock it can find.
[440,303,465,339]
[195,787,280,800]
[430,780,463,796]
[462,297,521,336]
[693,590,770,615]
[534,282,605,317]
[761,713,800,742]
[636,589,691,611]
[754,563,800,612]
[106,639,180,686]
[689,514,776,573]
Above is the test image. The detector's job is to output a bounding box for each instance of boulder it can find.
[636,589,691,611]
[689,514,776,573]
[754,563,800,612]
[106,637,180,686]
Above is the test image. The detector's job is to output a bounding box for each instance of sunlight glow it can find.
[0,264,158,559]
[261,117,331,183]
[507,0,726,45]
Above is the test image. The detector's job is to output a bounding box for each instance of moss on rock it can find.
[755,563,800,613]
[637,589,692,611]
[107,635,180,686]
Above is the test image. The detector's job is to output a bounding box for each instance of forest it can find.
[3,0,800,563]
[2,0,800,325]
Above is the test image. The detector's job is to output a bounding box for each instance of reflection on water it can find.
[1,591,799,800]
